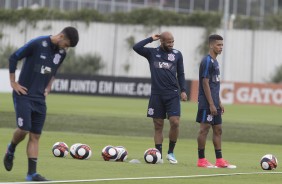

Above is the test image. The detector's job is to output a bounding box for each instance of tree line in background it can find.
[0,8,281,83]
[1,8,282,30]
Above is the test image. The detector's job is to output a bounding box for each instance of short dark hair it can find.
[208,34,223,44]
[61,27,79,47]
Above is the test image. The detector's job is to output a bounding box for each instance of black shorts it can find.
[196,109,222,125]
[147,93,180,119]
[13,95,46,134]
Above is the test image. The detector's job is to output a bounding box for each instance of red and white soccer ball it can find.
[70,143,81,159]
[102,145,118,161]
[260,154,278,170]
[115,146,128,162]
[52,142,69,157]
[76,144,92,160]
[70,143,92,160]
[144,148,161,164]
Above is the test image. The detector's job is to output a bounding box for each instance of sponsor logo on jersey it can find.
[41,66,52,74]
[168,53,175,61]
[156,54,161,58]
[53,54,61,64]
[158,62,170,69]
[172,49,179,54]
[154,61,172,69]
[42,41,48,47]
[17,117,23,127]
[148,108,154,116]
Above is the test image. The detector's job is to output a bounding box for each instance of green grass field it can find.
[0,93,281,183]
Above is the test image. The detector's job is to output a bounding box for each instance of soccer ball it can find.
[70,143,82,159]
[115,146,128,162]
[102,145,118,161]
[260,154,278,170]
[52,142,68,157]
[75,144,92,160]
[144,148,161,164]
[70,143,92,160]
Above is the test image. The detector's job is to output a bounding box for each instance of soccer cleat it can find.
[166,153,178,164]
[197,158,215,168]
[215,158,237,169]
[3,144,14,171]
[26,173,49,181]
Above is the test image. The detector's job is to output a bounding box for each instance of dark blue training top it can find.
[133,37,186,95]
[198,54,221,109]
[9,36,66,101]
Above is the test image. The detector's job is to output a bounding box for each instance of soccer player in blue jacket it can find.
[133,32,187,164]
[4,27,79,181]
[196,34,236,168]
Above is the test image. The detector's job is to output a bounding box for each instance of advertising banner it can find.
[190,80,282,106]
[51,74,191,99]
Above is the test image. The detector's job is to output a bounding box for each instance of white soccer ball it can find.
[70,143,82,159]
[260,154,278,170]
[144,148,161,164]
[52,142,68,158]
[75,144,92,160]
[102,145,118,161]
[115,146,128,162]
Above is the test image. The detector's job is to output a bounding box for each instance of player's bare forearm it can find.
[219,98,225,114]
[202,78,217,115]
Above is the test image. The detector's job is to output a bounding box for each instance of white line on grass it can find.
[1,172,282,184]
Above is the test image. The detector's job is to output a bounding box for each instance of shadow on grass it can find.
[1,112,281,145]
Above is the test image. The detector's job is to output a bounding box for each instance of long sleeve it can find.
[9,39,36,73]
[132,37,153,58]
[177,52,186,92]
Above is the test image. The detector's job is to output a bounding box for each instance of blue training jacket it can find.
[9,36,66,101]
[133,37,186,95]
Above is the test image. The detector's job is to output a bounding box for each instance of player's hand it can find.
[152,34,160,41]
[209,104,218,116]
[180,92,187,101]
[220,103,225,115]
[44,87,52,97]
[44,89,49,97]
[11,81,28,95]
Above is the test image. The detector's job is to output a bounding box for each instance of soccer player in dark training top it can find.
[4,27,79,181]
[133,32,187,164]
[196,34,236,169]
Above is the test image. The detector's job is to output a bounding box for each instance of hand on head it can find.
[152,34,160,41]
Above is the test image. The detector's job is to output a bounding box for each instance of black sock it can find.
[28,158,37,175]
[8,142,17,153]
[168,140,176,154]
[198,149,205,159]
[215,149,222,159]
[155,144,162,158]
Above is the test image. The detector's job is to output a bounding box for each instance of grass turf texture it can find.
[0,93,281,144]
[0,129,281,183]
[0,93,281,183]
